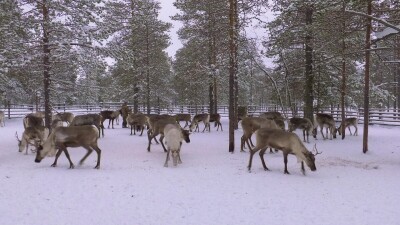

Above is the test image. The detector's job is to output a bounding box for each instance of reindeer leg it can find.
[147,132,153,152]
[248,146,261,172]
[80,146,93,166]
[91,144,101,169]
[51,149,63,167]
[130,125,133,135]
[240,135,246,152]
[301,161,306,175]
[354,125,358,136]
[160,135,167,152]
[283,153,290,174]
[63,149,75,169]
[320,127,326,140]
[220,122,223,131]
[259,148,270,171]
[140,127,144,136]
[164,148,171,167]
[348,126,352,135]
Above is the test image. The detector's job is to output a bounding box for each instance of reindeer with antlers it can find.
[248,128,321,175]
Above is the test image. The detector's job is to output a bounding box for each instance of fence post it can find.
[7,100,10,119]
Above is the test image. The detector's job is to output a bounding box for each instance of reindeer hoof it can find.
[164,164,168,167]
[284,171,290,175]
[94,165,100,169]
[69,164,75,169]
[51,164,57,167]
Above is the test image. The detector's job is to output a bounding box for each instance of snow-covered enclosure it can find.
[0,117,399,225]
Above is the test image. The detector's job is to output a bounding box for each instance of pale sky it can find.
[158,0,183,59]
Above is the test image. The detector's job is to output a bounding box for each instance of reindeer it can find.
[163,124,191,167]
[0,110,5,127]
[23,114,44,129]
[175,113,191,128]
[260,111,285,130]
[100,110,120,129]
[35,125,102,169]
[248,128,321,175]
[189,114,210,132]
[112,110,120,125]
[16,126,49,155]
[53,112,74,126]
[147,114,177,140]
[210,113,223,131]
[338,117,358,136]
[240,117,279,152]
[127,113,149,136]
[288,117,316,143]
[147,118,178,152]
[259,111,284,120]
[314,113,337,140]
[69,114,104,137]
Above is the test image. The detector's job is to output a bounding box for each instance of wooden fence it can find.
[1,102,400,126]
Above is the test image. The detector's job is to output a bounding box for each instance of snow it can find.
[0,117,399,225]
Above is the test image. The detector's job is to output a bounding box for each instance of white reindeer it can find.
[163,124,191,167]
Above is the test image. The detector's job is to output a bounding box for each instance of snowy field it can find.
[0,117,399,225]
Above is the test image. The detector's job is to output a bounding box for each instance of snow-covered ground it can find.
[0,117,399,225]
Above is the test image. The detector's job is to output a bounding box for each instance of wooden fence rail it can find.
[1,103,400,126]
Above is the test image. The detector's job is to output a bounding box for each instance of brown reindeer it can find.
[314,113,337,140]
[338,117,358,136]
[288,117,316,143]
[23,114,44,129]
[259,112,285,130]
[175,113,191,128]
[100,110,120,129]
[35,125,102,169]
[147,118,178,152]
[210,113,223,131]
[53,112,75,125]
[69,114,104,138]
[127,113,149,136]
[240,117,278,152]
[248,128,321,175]
[189,114,210,132]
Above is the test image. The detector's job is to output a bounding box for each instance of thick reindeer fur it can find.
[127,113,149,136]
[23,114,44,129]
[240,117,278,152]
[69,114,104,138]
[248,128,317,175]
[53,112,75,125]
[163,124,190,167]
[17,126,49,155]
[35,125,102,169]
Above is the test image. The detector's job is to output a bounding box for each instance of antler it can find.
[15,131,21,141]
[312,144,322,156]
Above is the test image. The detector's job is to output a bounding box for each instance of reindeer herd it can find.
[1,108,358,175]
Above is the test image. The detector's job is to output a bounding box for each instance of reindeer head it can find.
[303,144,322,172]
[181,129,191,143]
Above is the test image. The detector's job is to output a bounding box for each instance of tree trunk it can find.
[363,0,372,154]
[228,0,237,152]
[341,1,346,140]
[146,24,151,115]
[41,0,52,131]
[304,5,314,122]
